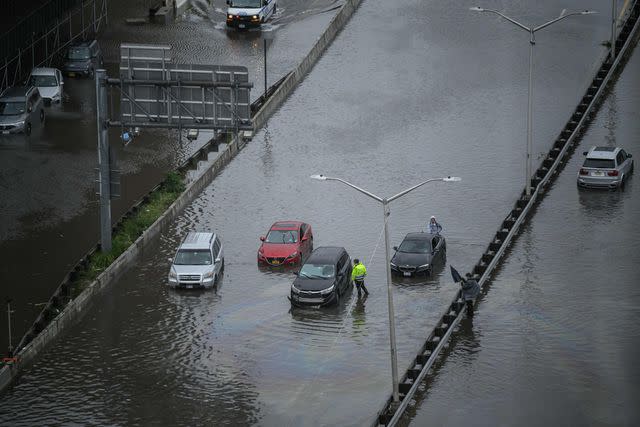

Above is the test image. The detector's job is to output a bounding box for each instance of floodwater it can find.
[0,0,339,354]
[406,33,640,427]
[0,0,630,425]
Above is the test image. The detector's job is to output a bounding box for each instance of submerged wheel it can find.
[39,109,45,122]
[24,122,32,136]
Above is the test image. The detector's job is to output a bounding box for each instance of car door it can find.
[336,255,347,293]
[212,238,222,275]
[618,150,631,175]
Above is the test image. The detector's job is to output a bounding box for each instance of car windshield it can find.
[265,230,298,243]
[299,263,335,279]
[30,75,58,87]
[68,47,90,60]
[583,158,615,169]
[398,239,431,254]
[0,101,25,115]
[174,249,212,265]
[231,0,261,7]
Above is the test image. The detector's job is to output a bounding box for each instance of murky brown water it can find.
[0,0,338,354]
[1,0,634,425]
[406,33,640,427]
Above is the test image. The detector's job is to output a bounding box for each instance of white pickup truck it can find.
[226,0,277,29]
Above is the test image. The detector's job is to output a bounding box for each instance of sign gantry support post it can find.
[96,69,112,252]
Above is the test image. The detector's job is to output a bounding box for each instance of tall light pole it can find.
[470,7,597,197]
[310,174,461,402]
[611,0,618,61]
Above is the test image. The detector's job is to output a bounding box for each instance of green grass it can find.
[70,171,185,297]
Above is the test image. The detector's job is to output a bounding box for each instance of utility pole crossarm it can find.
[470,7,530,31]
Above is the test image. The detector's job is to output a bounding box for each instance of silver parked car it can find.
[577,146,633,189]
[28,67,64,104]
[0,86,45,135]
[168,232,224,289]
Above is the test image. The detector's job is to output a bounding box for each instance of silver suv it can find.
[168,232,224,289]
[0,86,45,135]
[577,146,633,189]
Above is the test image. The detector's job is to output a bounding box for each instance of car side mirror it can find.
[27,107,32,113]
[301,235,308,241]
[226,0,230,4]
[628,154,633,158]
[583,151,588,155]
[60,81,65,85]
[260,236,265,241]
[168,257,173,263]
[293,271,299,276]
[215,258,221,263]
[393,246,398,251]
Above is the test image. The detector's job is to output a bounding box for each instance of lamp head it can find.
[443,176,462,182]
[469,6,485,12]
[580,10,597,15]
[310,174,327,181]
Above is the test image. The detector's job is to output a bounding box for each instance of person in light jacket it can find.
[428,216,442,235]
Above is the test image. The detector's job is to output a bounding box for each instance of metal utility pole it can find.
[95,69,112,252]
[263,38,268,100]
[311,174,461,403]
[471,7,597,197]
[6,298,13,357]
[611,0,618,61]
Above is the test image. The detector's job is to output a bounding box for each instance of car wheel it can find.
[25,122,32,136]
[39,109,45,123]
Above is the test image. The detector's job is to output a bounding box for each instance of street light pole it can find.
[310,174,461,402]
[611,0,618,61]
[470,7,596,197]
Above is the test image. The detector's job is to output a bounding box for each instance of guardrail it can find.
[376,1,640,425]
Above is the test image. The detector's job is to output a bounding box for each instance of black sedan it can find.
[289,246,352,307]
[390,232,446,277]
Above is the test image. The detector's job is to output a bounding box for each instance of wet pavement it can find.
[0,0,340,353]
[0,0,631,425]
[406,33,640,427]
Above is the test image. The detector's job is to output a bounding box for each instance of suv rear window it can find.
[583,158,615,169]
[68,47,90,60]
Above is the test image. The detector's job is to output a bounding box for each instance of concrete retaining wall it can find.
[252,0,364,130]
[0,135,246,394]
[0,0,365,396]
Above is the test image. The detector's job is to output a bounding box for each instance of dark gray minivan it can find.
[63,40,103,77]
[0,86,45,135]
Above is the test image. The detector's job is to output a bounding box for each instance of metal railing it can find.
[377,1,640,425]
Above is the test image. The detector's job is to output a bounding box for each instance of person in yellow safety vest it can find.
[351,258,369,296]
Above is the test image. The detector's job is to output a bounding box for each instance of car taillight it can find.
[607,170,619,176]
[579,169,589,175]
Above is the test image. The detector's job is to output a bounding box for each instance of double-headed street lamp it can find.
[470,7,597,197]
[310,174,461,402]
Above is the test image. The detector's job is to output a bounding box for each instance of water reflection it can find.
[577,186,625,221]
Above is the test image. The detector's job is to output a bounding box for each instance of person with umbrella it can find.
[451,266,480,317]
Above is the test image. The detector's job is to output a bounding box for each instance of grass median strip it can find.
[71,171,185,297]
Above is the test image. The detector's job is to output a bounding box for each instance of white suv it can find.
[168,232,224,289]
[577,146,633,189]
[226,0,277,29]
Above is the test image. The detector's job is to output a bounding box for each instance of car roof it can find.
[306,246,346,263]
[30,68,58,76]
[179,232,216,250]
[270,221,304,230]
[0,86,31,100]
[70,40,95,48]
[586,146,620,159]
[403,232,439,240]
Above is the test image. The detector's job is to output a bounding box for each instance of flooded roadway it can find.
[407,34,640,427]
[0,0,626,425]
[0,0,341,353]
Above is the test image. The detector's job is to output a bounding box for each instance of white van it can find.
[167,232,224,289]
[226,0,277,29]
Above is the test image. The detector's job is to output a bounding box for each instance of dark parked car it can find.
[62,40,103,78]
[290,247,352,307]
[0,85,45,135]
[390,232,446,277]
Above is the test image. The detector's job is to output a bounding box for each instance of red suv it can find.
[257,221,313,266]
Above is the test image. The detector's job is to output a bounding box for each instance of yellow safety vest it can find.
[352,263,367,281]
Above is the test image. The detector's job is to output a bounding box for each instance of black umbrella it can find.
[450,265,463,283]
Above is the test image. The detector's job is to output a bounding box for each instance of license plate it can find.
[1,131,9,135]
[299,297,320,303]
[593,171,605,176]
[239,24,245,28]
[403,272,411,277]
[68,72,75,77]
[185,284,194,289]
[271,260,280,265]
